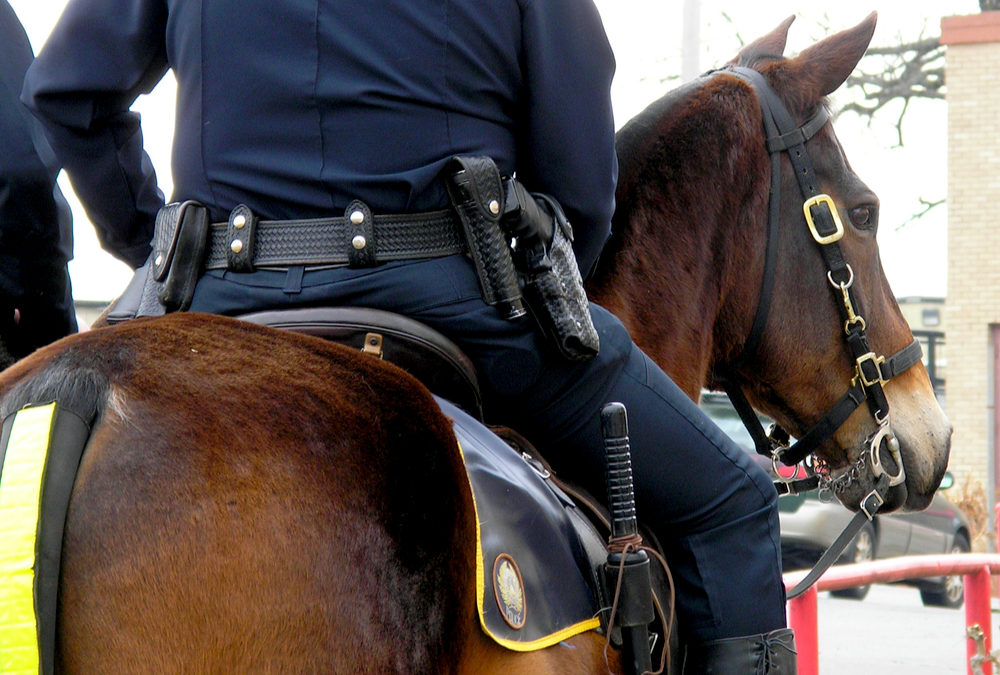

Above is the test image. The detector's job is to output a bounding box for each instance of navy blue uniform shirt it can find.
[23,0,618,277]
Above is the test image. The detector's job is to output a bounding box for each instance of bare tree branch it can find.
[839,37,945,146]
[837,31,950,227]
[896,197,946,231]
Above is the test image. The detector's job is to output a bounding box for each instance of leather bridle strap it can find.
[785,473,890,599]
[719,65,923,471]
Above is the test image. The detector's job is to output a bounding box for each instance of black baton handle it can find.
[603,402,638,541]
[602,402,654,675]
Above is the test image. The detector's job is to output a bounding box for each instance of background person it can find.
[0,0,76,365]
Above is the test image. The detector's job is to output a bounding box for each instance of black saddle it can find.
[239,306,483,419]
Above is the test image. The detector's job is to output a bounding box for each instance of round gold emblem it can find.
[492,553,526,630]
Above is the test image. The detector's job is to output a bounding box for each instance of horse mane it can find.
[597,72,767,278]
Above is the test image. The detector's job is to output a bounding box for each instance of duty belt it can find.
[204,200,465,272]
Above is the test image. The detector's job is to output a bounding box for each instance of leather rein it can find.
[715,67,924,599]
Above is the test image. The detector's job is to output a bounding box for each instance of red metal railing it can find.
[784,554,1000,674]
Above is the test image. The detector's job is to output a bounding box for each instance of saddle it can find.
[241,306,667,653]
[239,307,483,419]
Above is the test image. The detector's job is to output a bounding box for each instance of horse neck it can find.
[588,82,770,400]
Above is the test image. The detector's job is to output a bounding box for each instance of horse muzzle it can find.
[827,418,951,513]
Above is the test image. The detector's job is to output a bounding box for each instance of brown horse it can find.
[588,11,950,514]
[0,12,948,674]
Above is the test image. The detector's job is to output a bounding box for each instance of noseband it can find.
[714,67,924,596]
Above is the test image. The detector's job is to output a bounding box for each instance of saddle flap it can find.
[437,397,607,651]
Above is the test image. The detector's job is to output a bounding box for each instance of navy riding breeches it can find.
[188,253,787,642]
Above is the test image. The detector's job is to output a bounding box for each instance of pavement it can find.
[816,583,974,674]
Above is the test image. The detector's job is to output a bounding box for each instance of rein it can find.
[715,66,924,599]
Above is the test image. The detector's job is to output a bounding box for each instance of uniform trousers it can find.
[188,252,787,642]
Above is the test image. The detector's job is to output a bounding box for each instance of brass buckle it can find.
[803,194,844,245]
[854,352,886,388]
[361,332,384,358]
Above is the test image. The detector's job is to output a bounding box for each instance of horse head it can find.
[724,13,950,512]
[591,12,950,513]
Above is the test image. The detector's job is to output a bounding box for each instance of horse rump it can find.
[0,314,479,673]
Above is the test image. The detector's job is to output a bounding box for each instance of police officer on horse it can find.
[23,0,796,670]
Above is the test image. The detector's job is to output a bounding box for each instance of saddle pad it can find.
[0,402,91,675]
[436,397,606,651]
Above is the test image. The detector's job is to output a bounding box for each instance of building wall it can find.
[897,297,946,390]
[897,297,945,334]
[942,13,1000,498]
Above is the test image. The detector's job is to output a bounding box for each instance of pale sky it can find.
[8,0,982,302]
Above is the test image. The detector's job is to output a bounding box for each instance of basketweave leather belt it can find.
[204,200,465,271]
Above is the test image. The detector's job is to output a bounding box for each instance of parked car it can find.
[699,392,972,607]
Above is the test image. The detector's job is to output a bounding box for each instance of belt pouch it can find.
[443,156,525,321]
[512,193,599,361]
[106,199,199,324]
[156,201,210,312]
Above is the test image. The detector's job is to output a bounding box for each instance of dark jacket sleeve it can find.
[21,0,168,269]
[518,0,618,279]
[0,0,78,350]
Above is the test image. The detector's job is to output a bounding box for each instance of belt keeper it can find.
[226,204,258,272]
[346,200,376,267]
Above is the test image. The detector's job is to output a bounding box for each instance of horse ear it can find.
[729,15,796,66]
[785,12,878,98]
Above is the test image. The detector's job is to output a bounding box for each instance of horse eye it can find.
[849,205,877,230]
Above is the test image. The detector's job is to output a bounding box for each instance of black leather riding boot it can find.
[682,628,797,674]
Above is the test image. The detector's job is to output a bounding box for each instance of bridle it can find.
[714,66,925,598]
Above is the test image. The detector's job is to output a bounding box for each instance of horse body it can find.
[0,13,950,673]
[14,315,616,673]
